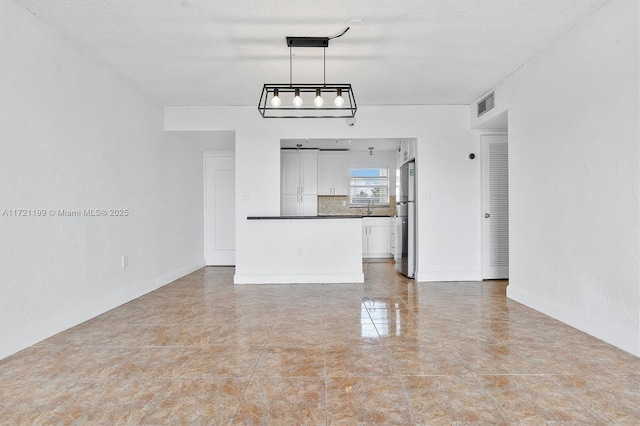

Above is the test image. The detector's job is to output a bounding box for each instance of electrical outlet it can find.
[122,255,128,268]
[341,200,346,207]
[296,247,303,255]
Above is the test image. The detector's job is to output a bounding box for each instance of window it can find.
[349,168,390,207]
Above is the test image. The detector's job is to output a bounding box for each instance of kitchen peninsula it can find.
[237,215,364,284]
[233,141,405,285]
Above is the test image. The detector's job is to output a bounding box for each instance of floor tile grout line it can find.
[227,344,268,425]
[548,374,616,424]
[468,372,521,423]
[323,283,330,426]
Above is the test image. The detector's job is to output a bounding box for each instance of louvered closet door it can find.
[482,134,509,279]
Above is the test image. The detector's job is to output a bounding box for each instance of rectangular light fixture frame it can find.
[258,83,357,119]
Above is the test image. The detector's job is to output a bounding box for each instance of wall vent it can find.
[477,92,495,117]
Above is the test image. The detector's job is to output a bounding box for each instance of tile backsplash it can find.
[318,195,397,216]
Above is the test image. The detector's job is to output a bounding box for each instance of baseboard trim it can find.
[507,286,639,357]
[0,261,204,360]
[234,272,365,284]
[415,270,482,282]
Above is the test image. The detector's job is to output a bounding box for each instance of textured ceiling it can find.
[14,0,608,107]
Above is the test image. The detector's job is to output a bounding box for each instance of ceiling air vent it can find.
[477,92,495,117]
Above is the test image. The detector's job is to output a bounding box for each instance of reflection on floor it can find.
[1,261,639,423]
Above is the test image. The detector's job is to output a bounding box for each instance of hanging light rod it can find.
[258,23,358,119]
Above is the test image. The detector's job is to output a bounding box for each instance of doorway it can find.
[481,133,509,279]
[204,154,236,265]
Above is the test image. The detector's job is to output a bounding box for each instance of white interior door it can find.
[482,134,509,279]
[205,154,235,265]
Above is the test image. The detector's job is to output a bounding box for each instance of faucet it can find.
[367,200,374,216]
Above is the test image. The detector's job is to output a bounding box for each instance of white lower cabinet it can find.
[362,217,391,258]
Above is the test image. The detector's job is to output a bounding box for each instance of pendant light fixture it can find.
[258,26,358,119]
[314,89,324,107]
[293,88,303,107]
[270,88,281,107]
[334,88,345,107]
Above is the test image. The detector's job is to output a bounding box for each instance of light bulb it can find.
[270,89,281,107]
[293,89,303,107]
[314,89,324,107]
[334,89,344,107]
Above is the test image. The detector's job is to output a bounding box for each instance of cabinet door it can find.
[317,153,334,195]
[368,226,389,255]
[401,140,415,162]
[388,218,396,253]
[281,152,300,195]
[317,151,348,195]
[299,151,318,195]
[362,226,369,254]
[333,152,349,195]
[281,194,300,216]
[300,194,318,216]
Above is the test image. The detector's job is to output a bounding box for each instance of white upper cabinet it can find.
[400,139,415,163]
[281,152,301,195]
[299,151,318,195]
[317,151,349,195]
[281,150,318,216]
[281,150,318,195]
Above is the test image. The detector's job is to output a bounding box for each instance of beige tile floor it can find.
[1,261,639,424]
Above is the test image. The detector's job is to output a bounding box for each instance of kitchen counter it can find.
[247,215,362,220]
[236,216,364,284]
[247,215,391,220]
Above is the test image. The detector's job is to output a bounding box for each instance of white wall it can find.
[474,0,639,356]
[165,104,480,283]
[0,1,204,359]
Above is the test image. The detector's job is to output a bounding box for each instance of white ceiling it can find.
[14,0,608,107]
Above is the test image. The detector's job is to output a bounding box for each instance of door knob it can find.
[484,213,490,218]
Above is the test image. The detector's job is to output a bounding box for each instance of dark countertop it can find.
[247,215,392,220]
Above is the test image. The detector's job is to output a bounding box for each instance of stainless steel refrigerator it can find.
[396,161,415,278]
